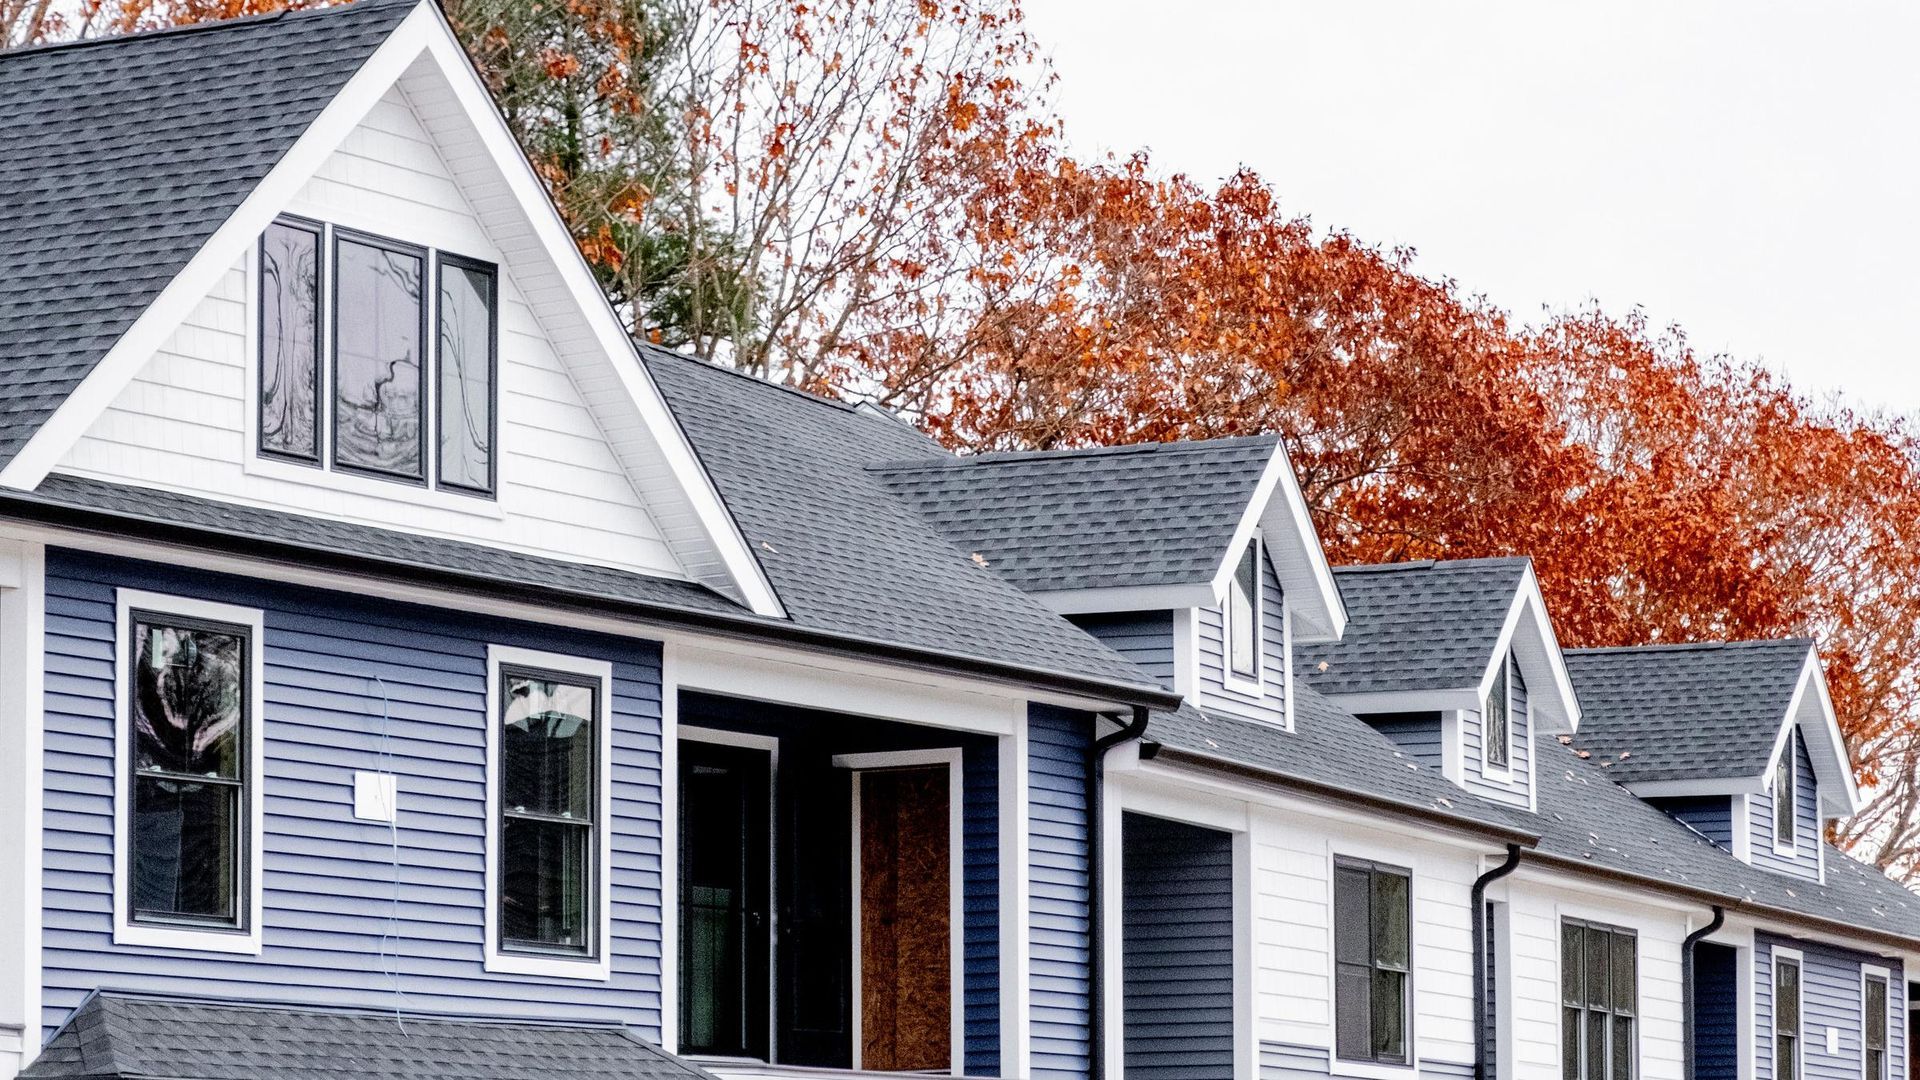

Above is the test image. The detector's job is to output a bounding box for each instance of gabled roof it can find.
[21,991,713,1079]
[0,0,412,472]
[1567,639,1860,816]
[874,435,1347,640]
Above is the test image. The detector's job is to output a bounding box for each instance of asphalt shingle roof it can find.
[1296,558,1530,696]
[1565,639,1812,784]
[0,0,415,471]
[21,993,714,1080]
[873,437,1277,594]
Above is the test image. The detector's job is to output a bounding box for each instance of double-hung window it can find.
[1334,857,1412,1065]
[1865,969,1890,1080]
[1226,538,1261,682]
[1774,952,1801,1080]
[257,216,497,496]
[1484,655,1511,772]
[1774,747,1797,850]
[1561,919,1636,1080]
[114,592,264,953]
[485,646,612,978]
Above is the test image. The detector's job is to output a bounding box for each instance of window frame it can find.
[1863,965,1891,1080]
[329,226,432,486]
[256,214,326,466]
[483,643,614,980]
[1332,855,1414,1069]
[434,251,500,497]
[1773,744,1798,855]
[1483,654,1513,776]
[1773,948,1803,1080]
[1222,535,1264,692]
[111,589,266,955]
[1560,917,1638,1080]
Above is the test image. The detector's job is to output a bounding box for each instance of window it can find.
[113,591,264,954]
[486,646,612,978]
[1774,747,1797,850]
[255,217,497,497]
[1485,655,1511,772]
[1226,538,1261,680]
[1334,858,1411,1065]
[1865,970,1889,1080]
[1774,952,1801,1080]
[1561,919,1636,1080]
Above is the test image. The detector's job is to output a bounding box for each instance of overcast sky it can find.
[1022,1,1920,415]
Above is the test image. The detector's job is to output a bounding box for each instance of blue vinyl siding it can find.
[963,738,1002,1075]
[1028,704,1091,1080]
[1694,941,1739,1080]
[1121,812,1234,1080]
[39,549,666,1039]
[1755,932,1906,1080]
[1069,611,1175,689]
[1460,652,1529,809]
[1364,712,1445,771]
[1196,553,1288,727]
[1751,731,1822,882]
[1649,795,1735,850]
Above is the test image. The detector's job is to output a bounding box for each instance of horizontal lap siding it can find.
[40,549,665,1039]
[1068,611,1175,690]
[1365,712,1444,771]
[1695,943,1739,1080]
[1196,557,1286,727]
[1756,932,1906,1080]
[1647,796,1735,850]
[1751,733,1822,881]
[963,739,1001,1076]
[1028,705,1091,1080]
[1122,813,1234,1080]
[1460,654,1529,809]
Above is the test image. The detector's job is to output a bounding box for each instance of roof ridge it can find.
[0,0,413,59]
[1566,637,1814,657]
[638,344,861,413]
[871,433,1279,471]
[1331,555,1530,574]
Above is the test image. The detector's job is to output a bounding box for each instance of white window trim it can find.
[1772,747,1798,857]
[1221,534,1264,696]
[1772,946,1804,1080]
[483,643,615,980]
[111,589,266,954]
[1480,656,1515,780]
[835,748,965,1076]
[1553,913,1642,1080]
[1862,964,1893,1080]
[1326,848,1417,1079]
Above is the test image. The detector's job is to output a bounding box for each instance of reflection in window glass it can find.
[1334,858,1411,1065]
[1228,540,1259,678]
[334,236,424,478]
[260,222,320,461]
[1561,919,1637,1080]
[499,670,598,954]
[439,260,495,492]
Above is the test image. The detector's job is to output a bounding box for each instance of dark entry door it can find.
[679,740,771,1059]
[857,766,952,1071]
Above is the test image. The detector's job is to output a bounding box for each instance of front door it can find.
[679,740,771,1059]
[856,765,952,1071]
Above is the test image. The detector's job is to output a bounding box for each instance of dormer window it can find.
[1485,656,1511,772]
[1226,538,1261,680]
[257,217,497,497]
[1774,746,1796,849]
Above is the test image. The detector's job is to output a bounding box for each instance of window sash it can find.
[331,229,428,482]
[1561,920,1637,1080]
[496,665,600,957]
[1866,974,1889,1080]
[1227,540,1260,678]
[1334,858,1412,1065]
[436,253,498,495]
[258,218,322,463]
[1775,751,1796,847]
[1485,658,1510,769]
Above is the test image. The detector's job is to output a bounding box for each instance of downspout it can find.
[1681,905,1726,1080]
[1472,844,1524,1080]
[1087,705,1150,1080]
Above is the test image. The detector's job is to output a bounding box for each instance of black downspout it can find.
[1681,905,1727,1080]
[1472,844,1524,1080]
[1087,705,1150,1080]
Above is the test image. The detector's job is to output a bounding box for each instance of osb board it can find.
[859,766,951,1070]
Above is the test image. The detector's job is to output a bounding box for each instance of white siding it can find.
[55,89,686,580]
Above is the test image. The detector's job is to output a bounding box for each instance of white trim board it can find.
[0,541,45,1073]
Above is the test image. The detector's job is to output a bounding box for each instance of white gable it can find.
[29,4,780,613]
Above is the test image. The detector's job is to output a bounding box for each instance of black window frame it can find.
[433,251,500,497]
[1774,747,1797,850]
[1774,952,1801,1080]
[1226,537,1262,681]
[329,226,431,486]
[1333,855,1413,1067]
[125,608,253,933]
[495,662,602,959]
[1864,970,1889,1080]
[257,215,326,466]
[1561,918,1637,1080]
[1485,655,1512,772]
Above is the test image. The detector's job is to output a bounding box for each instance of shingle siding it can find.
[1027,704,1092,1080]
[39,548,667,1039]
[1121,812,1234,1080]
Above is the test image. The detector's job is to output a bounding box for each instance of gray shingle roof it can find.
[873,437,1277,594]
[21,992,714,1080]
[0,0,416,471]
[1296,558,1530,696]
[1565,640,1812,784]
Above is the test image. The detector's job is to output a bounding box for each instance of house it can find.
[0,2,1917,1080]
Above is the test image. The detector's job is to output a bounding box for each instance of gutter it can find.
[1087,706,1150,1080]
[1471,845,1522,1080]
[0,496,1182,713]
[1681,905,1726,1080]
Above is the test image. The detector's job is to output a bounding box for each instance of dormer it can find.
[1294,558,1580,811]
[1565,639,1859,883]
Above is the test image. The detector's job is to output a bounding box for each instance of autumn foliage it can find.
[16,0,1920,877]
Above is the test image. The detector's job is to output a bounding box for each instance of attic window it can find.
[1485,656,1511,772]
[1774,746,1796,850]
[1226,538,1261,680]
[256,217,497,497]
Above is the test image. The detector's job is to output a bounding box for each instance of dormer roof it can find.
[873,434,1347,640]
[1566,639,1860,817]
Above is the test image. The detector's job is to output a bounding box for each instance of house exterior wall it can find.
[1647,796,1735,851]
[1121,812,1235,1080]
[54,87,687,581]
[1754,930,1907,1080]
[1750,732,1822,882]
[39,547,668,1039]
[1028,704,1093,1080]
[1067,612,1175,688]
[1458,654,1530,810]
[1363,712,1446,771]
[1195,554,1289,728]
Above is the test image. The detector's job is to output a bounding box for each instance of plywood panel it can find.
[860,766,951,1071]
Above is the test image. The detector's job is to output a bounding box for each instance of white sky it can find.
[1022,1,1920,415]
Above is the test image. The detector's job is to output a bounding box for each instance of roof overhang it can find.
[1770,646,1862,818]
[1209,441,1346,642]
[1475,561,1581,735]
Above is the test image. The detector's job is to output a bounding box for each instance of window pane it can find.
[131,775,238,922]
[1775,753,1795,845]
[1372,869,1410,969]
[1776,960,1799,1033]
[501,816,591,950]
[1334,866,1372,965]
[260,222,319,460]
[1229,542,1258,676]
[1586,1010,1607,1080]
[1563,922,1584,1005]
[335,237,423,477]
[1370,968,1406,1062]
[1776,1034,1796,1080]
[1335,964,1373,1060]
[1611,931,1636,1014]
[1586,924,1609,1008]
[1611,1015,1633,1080]
[1869,1049,1885,1080]
[1867,977,1888,1049]
[438,261,495,492]
[502,675,596,819]
[1486,659,1509,767]
[1563,1006,1582,1080]
[133,620,243,778]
